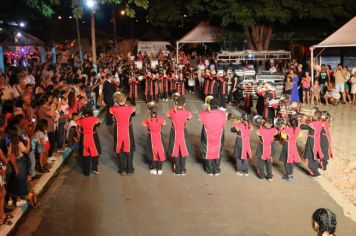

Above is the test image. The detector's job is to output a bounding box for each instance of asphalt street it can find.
[15,98,356,236]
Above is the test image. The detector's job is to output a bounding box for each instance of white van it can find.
[137,41,172,57]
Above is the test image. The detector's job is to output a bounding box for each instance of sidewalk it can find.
[0,109,101,236]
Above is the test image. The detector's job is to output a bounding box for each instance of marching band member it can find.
[161,69,170,101]
[203,69,212,99]
[256,119,278,181]
[152,73,161,103]
[300,110,323,178]
[279,118,301,181]
[142,104,166,175]
[144,71,154,102]
[320,112,333,171]
[77,107,102,176]
[167,96,192,175]
[230,114,252,176]
[109,93,136,176]
[242,83,253,113]
[175,72,186,96]
[199,98,226,176]
[128,75,139,106]
[263,85,277,121]
[103,74,116,125]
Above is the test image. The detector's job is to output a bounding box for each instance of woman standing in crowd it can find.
[34,119,49,173]
[290,69,300,103]
[6,126,30,207]
[77,107,101,176]
[350,68,356,104]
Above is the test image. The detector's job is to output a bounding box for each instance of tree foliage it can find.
[22,0,60,17]
[147,0,187,27]
[187,0,354,50]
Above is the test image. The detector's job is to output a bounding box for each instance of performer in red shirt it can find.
[301,110,324,177]
[199,98,227,175]
[167,96,192,175]
[279,118,301,181]
[320,111,333,171]
[231,114,252,176]
[161,69,170,101]
[109,93,136,176]
[256,119,278,181]
[203,70,212,99]
[142,105,166,175]
[77,107,101,176]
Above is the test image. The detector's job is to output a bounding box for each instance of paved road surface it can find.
[15,100,356,236]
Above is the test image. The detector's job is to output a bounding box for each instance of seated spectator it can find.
[323,84,341,105]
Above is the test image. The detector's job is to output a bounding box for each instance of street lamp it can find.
[85,0,98,72]
[19,22,26,28]
[120,10,126,16]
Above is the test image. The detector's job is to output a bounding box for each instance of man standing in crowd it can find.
[199,98,226,176]
[109,93,136,176]
[103,74,116,126]
[334,64,347,104]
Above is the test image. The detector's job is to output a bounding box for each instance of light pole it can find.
[86,0,97,72]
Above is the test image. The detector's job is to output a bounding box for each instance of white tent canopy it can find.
[310,16,356,81]
[176,21,221,61]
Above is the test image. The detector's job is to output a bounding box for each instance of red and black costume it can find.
[152,75,161,103]
[256,127,278,180]
[175,75,186,96]
[142,116,166,171]
[129,78,139,106]
[109,105,136,175]
[231,121,252,175]
[321,119,333,170]
[263,90,277,121]
[144,74,154,102]
[160,74,170,100]
[199,109,226,175]
[167,107,192,174]
[242,84,253,113]
[77,116,101,176]
[279,126,301,178]
[300,119,323,177]
[203,74,212,98]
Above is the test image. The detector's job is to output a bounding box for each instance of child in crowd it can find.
[302,72,311,105]
[34,119,49,173]
[284,76,293,102]
[311,80,321,105]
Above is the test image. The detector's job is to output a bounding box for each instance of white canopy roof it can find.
[312,16,356,48]
[177,21,221,44]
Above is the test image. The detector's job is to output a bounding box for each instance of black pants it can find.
[258,158,273,179]
[82,156,99,176]
[105,106,113,126]
[146,95,153,102]
[307,158,320,176]
[284,162,293,176]
[154,93,160,103]
[47,131,56,157]
[205,159,221,174]
[57,121,65,149]
[174,155,186,174]
[322,159,328,170]
[162,91,168,99]
[152,161,163,170]
[117,152,134,174]
[131,97,136,106]
[236,158,249,173]
[187,85,194,92]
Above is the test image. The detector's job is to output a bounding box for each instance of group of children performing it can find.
[75,92,332,181]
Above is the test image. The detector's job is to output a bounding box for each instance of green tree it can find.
[188,0,353,50]
[22,0,60,17]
